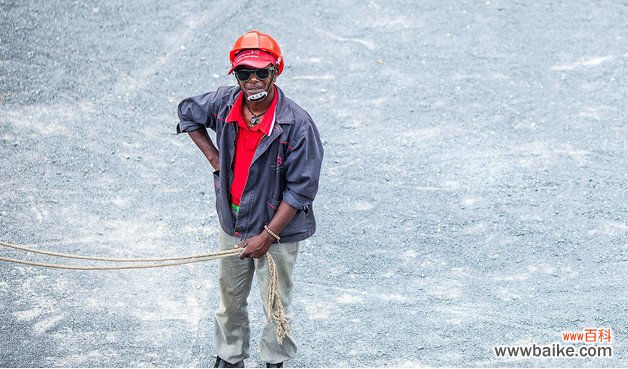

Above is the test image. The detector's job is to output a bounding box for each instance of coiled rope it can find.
[266,252,289,344]
[0,239,289,343]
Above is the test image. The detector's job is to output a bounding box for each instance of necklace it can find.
[244,102,269,126]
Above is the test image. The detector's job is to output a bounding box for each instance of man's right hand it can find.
[188,128,220,170]
[209,157,220,171]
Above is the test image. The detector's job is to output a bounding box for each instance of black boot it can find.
[266,363,283,368]
[214,356,244,368]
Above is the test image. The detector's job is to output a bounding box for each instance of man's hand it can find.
[237,231,275,259]
[236,201,298,259]
[188,128,220,171]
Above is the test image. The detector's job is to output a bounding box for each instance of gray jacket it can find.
[177,85,324,242]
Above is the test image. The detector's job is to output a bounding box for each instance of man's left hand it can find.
[237,232,275,259]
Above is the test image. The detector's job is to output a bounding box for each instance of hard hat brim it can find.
[228,49,277,74]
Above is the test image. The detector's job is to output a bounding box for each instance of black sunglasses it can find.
[234,67,274,82]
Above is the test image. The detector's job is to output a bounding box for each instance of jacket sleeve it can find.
[176,89,223,134]
[282,121,324,211]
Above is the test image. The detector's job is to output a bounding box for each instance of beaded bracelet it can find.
[264,225,281,242]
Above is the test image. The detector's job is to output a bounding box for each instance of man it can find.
[176,30,324,368]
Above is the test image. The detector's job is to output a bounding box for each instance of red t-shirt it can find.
[226,86,278,207]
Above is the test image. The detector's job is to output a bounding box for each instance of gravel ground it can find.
[1,0,626,367]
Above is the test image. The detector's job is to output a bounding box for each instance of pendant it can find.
[251,115,260,125]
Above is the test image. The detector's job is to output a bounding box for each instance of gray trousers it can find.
[214,227,299,364]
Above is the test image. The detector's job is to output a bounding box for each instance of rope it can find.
[266,253,289,344]
[0,250,242,270]
[0,240,236,263]
[0,239,290,343]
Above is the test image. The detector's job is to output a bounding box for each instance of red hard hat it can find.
[229,30,284,75]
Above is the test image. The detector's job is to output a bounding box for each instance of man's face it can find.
[234,65,276,99]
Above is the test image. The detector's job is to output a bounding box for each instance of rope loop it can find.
[0,240,289,344]
[266,253,289,344]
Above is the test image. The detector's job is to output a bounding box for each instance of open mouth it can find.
[245,87,266,97]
